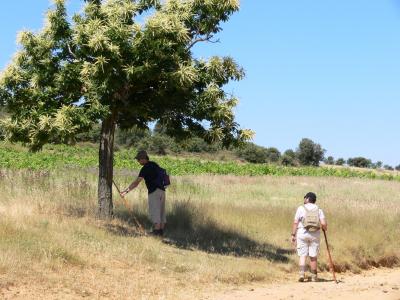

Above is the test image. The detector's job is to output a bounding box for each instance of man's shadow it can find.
[302,277,340,283]
[114,200,290,263]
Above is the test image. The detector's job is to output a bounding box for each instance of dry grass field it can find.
[0,170,399,299]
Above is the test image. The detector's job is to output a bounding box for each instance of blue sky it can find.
[1,1,400,166]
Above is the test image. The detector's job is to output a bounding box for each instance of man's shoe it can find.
[298,274,305,282]
[311,273,318,282]
[150,229,162,236]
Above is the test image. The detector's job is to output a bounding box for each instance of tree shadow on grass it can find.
[112,207,150,236]
[104,223,143,237]
[114,200,290,263]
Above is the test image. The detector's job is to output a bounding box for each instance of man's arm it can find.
[320,218,327,231]
[291,221,298,243]
[120,177,144,196]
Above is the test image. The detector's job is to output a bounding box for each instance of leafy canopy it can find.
[0,0,253,151]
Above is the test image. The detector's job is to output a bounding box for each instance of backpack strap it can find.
[304,205,318,212]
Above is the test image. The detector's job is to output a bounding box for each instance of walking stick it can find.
[112,180,147,236]
[323,229,338,284]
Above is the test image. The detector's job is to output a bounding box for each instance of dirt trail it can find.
[1,268,400,299]
[211,268,400,300]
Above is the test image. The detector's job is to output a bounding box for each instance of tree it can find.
[296,138,325,166]
[347,157,371,168]
[0,0,253,218]
[395,165,400,171]
[335,158,345,166]
[324,156,335,165]
[375,161,383,169]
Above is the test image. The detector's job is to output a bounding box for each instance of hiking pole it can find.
[112,180,147,236]
[323,229,338,284]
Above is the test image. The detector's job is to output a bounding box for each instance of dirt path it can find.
[1,268,400,299]
[211,268,400,300]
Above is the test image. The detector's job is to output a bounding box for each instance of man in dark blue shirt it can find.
[121,150,166,236]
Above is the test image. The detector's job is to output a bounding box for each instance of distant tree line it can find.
[324,155,399,171]
[235,138,325,167]
[0,110,398,170]
[73,126,329,167]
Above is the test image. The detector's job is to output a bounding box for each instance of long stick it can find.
[112,180,130,208]
[323,229,338,283]
[112,180,146,236]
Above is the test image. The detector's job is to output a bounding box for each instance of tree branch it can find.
[67,43,77,59]
[187,34,219,50]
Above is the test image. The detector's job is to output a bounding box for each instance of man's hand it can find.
[120,189,129,197]
[291,234,296,244]
[320,220,328,231]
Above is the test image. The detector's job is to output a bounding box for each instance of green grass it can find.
[0,142,399,181]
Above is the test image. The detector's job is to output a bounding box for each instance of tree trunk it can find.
[98,113,116,219]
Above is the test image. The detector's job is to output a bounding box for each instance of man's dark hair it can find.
[135,150,149,160]
[304,192,317,203]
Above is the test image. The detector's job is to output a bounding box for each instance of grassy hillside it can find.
[0,142,399,181]
[0,168,399,298]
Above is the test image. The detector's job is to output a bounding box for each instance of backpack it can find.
[156,166,170,189]
[302,206,320,232]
